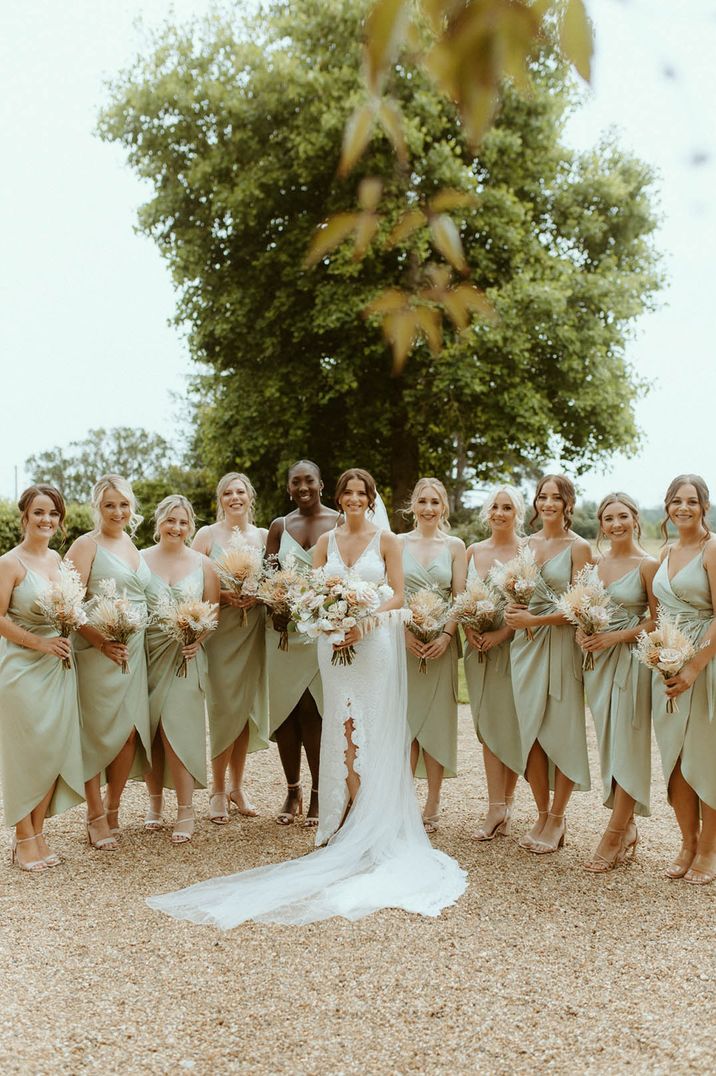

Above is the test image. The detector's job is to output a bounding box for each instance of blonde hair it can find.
[153,495,196,543]
[404,477,451,531]
[216,472,256,523]
[478,485,525,534]
[91,474,143,538]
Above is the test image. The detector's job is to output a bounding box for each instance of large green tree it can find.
[99,0,661,521]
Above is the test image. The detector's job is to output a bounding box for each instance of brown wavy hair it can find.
[596,492,644,552]
[334,468,377,512]
[660,474,711,544]
[18,484,67,537]
[530,474,575,531]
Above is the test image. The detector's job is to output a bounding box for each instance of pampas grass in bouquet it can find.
[256,553,308,651]
[35,559,88,670]
[213,529,264,625]
[86,578,147,673]
[406,588,451,673]
[152,594,218,677]
[635,611,699,714]
[488,545,540,640]
[557,565,614,670]
[451,576,501,663]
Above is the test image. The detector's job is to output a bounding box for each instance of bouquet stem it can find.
[331,645,356,667]
[61,628,72,671]
[176,656,188,678]
[525,627,534,642]
[418,655,428,674]
[277,629,289,652]
[582,651,595,672]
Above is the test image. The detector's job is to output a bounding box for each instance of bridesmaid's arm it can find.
[665,538,716,696]
[0,555,69,660]
[312,531,329,569]
[377,532,404,612]
[191,526,213,556]
[265,518,283,559]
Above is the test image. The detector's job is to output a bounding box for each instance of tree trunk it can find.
[390,395,420,533]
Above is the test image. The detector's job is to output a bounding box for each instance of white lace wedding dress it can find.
[147,528,467,928]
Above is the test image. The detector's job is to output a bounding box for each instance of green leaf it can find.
[560,0,593,82]
[428,188,479,212]
[304,213,360,268]
[377,98,408,164]
[365,0,410,94]
[338,102,375,177]
[358,177,383,211]
[429,213,468,273]
[388,207,427,246]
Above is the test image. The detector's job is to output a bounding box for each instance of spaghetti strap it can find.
[11,551,30,572]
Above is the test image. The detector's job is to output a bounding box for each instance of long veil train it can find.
[147,495,467,929]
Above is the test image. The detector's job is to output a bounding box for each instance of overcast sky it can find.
[1,0,715,509]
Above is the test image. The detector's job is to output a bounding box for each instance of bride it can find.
[147,468,467,927]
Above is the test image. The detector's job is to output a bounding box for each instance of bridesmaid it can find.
[265,460,339,826]
[0,485,84,871]
[651,474,716,885]
[400,478,466,832]
[505,474,593,854]
[143,496,219,843]
[577,493,657,872]
[66,475,152,849]
[193,472,268,823]
[464,486,524,841]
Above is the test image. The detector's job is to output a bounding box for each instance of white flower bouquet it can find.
[405,588,451,673]
[35,559,88,670]
[451,576,502,663]
[488,545,541,640]
[151,594,219,677]
[213,529,264,625]
[256,554,309,651]
[557,565,615,670]
[86,578,148,673]
[635,611,698,714]
[289,568,393,666]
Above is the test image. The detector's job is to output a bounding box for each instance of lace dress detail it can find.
[317,528,388,843]
[147,526,467,928]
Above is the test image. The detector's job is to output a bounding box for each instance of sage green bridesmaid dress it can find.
[510,543,590,791]
[404,544,459,779]
[0,561,85,825]
[144,565,208,789]
[463,560,523,776]
[583,565,651,817]
[74,544,152,783]
[206,542,268,760]
[652,550,716,808]
[267,528,323,739]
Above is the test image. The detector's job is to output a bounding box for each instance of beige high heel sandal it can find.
[473,802,510,842]
[10,835,48,873]
[171,805,195,845]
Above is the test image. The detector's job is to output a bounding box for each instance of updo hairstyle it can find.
[18,484,67,536]
[334,468,377,512]
[153,495,196,543]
